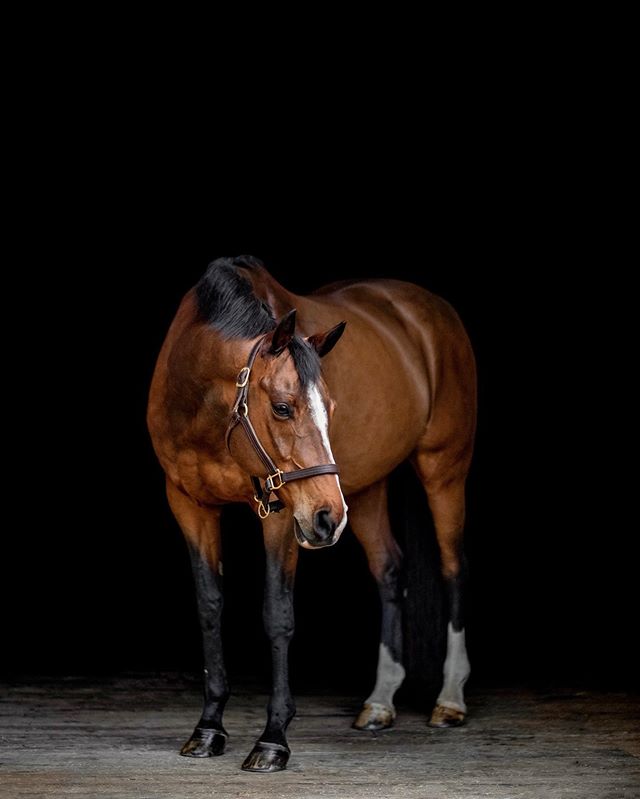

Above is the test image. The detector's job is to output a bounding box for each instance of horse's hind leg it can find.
[349,479,406,732]
[412,459,471,727]
[166,479,229,756]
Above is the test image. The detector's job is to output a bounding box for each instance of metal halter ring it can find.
[264,470,284,493]
[257,500,271,519]
[236,367,251,388]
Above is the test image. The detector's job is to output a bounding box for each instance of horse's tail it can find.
[389,462,447,709]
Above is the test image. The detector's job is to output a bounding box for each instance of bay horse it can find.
[147,255,476,772]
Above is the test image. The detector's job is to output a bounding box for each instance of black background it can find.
[3,103,635,697]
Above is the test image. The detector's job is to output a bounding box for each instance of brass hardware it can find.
[236,367,251,388]
[265,470,284,492]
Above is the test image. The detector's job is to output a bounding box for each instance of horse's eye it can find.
[272,403,291,419]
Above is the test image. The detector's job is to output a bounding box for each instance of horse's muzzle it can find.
[294,511,339,549]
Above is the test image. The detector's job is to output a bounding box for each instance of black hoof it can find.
[241,740,290,772]
[180,726,227,757]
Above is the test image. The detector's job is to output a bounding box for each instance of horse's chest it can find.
[166,446,253,507]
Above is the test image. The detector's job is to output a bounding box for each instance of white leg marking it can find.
[366,643,406,710]
[436,623,470,713]
[307,384,348,537]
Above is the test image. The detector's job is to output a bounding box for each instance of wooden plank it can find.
[0,676,638,798]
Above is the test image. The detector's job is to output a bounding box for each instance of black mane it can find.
[196,256,275,339]
[196,255,320,386]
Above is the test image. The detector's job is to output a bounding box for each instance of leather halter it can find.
[225,336,340,518]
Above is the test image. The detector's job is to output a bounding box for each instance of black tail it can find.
[389,462,447,710]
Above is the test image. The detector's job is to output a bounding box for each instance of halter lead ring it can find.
[226,336,340,518]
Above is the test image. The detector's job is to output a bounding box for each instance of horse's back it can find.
[305,278,476,492]
[314,278,469,349]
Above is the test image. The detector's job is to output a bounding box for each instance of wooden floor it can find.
[0,675,638,799]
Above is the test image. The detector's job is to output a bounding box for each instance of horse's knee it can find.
[264,619,295,642]
[369,545,403,596]
[379,561,403,603]
[439,541,466,581]
[263,591,295,641]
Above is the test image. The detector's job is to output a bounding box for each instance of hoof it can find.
[352,702,395,731]
[241,740,290,772]
[428,704,466,728]
[180,726,227,757]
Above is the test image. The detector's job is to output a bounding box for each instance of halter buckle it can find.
[236,366,251,388]
[265,470,284,492]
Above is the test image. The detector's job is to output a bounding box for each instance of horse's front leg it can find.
[242,509,298,772]
[166,480,229,757]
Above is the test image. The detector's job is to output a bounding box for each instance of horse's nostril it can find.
[313,508,336,540]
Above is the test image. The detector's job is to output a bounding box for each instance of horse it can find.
[147,255,476,772]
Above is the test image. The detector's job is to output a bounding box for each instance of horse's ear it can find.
[307,321,347,358]
[268,309,297,356]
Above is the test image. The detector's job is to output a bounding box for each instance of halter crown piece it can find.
[225,335,340,518]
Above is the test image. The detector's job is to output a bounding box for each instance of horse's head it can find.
[230,310,348,549]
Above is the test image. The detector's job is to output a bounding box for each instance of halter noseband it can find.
[225,336,340,519]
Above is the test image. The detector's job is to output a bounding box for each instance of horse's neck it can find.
[165,323,255,449]
[238,265,298,319]
[239,265,331,335]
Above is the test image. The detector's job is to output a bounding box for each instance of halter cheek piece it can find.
[225,336,340,519]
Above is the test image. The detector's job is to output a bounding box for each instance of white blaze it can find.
[306,383,348,538]
[436,623,471,713]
